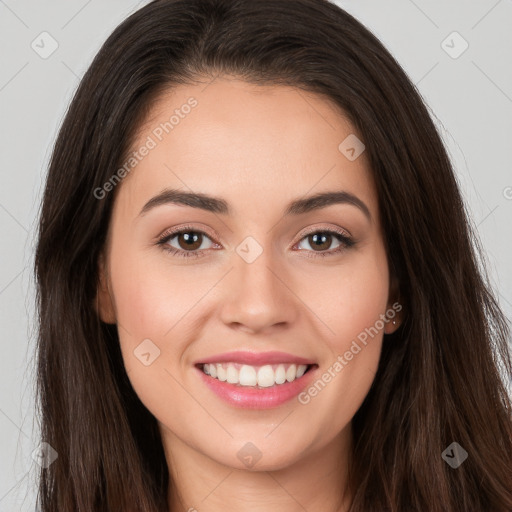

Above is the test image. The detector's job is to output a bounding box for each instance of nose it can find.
[218,244,299,335]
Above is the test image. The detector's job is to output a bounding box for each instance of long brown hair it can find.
[34,0,512,510]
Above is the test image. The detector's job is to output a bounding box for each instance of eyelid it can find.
[157,223,352,244]
[156,223,218,243]
[294,224,352,243]
[156,223,355,258]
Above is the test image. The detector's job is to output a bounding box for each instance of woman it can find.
[34,0,512,510]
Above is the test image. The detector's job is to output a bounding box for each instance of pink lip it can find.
[195,350,315,366]
[195,364,319,410]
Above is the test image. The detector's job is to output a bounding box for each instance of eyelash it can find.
[156,224,355,260]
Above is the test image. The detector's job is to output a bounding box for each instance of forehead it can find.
[118,77,377,219]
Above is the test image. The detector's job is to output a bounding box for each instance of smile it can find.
[201,362,311,388]
[195,351,319,409]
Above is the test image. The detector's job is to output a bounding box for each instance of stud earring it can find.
[392,319,397,325]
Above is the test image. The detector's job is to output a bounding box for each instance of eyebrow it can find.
[139,188,371,220]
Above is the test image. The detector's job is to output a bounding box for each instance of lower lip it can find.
[196,365,317,409]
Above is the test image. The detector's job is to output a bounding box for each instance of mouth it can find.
[196,362,318,389]
[194,350,319,409]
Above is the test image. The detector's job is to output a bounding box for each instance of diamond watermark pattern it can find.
[338,134,365,161]
[442,441,468,468]
[237,442,262,468]
[32,442,58,468]
[441,31,469,59]
[31,32,59,59]
[134,338,161,366]
[236,236,263,264]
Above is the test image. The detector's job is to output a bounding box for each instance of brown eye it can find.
[307,232,334,251]
[158,228,216,258]
[295,229,354,258]
[175,231,204,251]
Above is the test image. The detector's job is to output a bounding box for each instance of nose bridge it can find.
[218,234,296,333]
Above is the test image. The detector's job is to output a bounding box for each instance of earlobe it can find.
[94,252,117,324]
[384,274,403,334]
[384,315,400,335]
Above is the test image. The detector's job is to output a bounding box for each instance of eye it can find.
[294,228,354,258]
[157,225,218,259]
[156,226,355,259]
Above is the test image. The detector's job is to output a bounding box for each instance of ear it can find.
[384,273,403,335]
[94,251,117,324]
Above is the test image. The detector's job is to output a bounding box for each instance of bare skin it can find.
[96,75,401,512]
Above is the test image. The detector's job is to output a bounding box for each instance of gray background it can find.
[0,0,511,509]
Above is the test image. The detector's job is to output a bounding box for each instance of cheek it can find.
[314,246,390,353]
[112,262,172,334]
[295,246,389,429]
[107,249,193,416]
[107,246,187,374]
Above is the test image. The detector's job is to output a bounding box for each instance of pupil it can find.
[184,233,197,244]
[311,233,330,250]
[181,232,201,249]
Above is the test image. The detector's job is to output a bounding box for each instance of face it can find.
[96,76,401,472]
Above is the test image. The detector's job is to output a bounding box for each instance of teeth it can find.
[216,364,227,381]
[226,365,238,384]
[239,365,257,386]
[286,364,297,382]
[201,362,309,387]
[257,365,275,387]
[296,364,307,378]
[275,365,286,384]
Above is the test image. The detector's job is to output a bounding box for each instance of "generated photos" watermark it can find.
[298,301,402,404]
[93,96,198,200]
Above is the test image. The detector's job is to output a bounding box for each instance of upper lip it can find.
[195,351,316,366]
